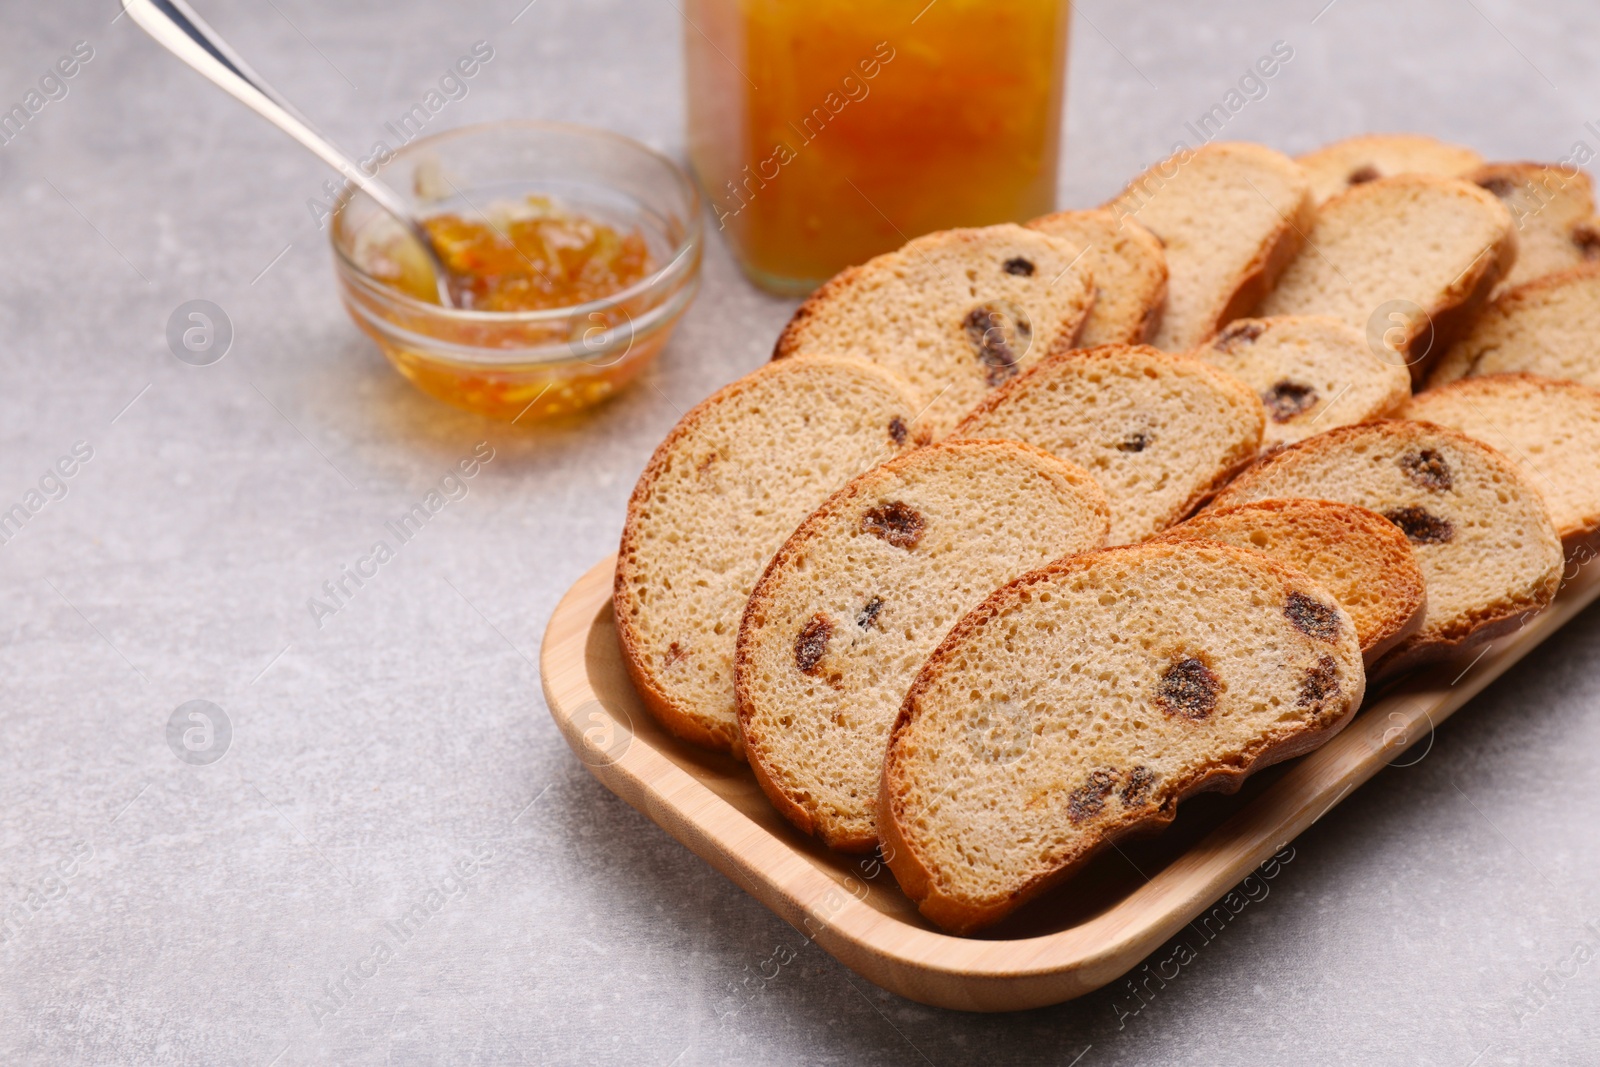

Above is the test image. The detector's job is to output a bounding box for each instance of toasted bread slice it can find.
[1469,163,1597,295]
[1159,499,1425,664]
[1026,208,1167,345]
[952,345,1265,545]
[615,357,922,755]
[1259,175,1517,384]
[1297,133,1482,205]
[736,440,1111,852]
[1210,420,1563,675]
[1194,316,1412,450]
[1428,265,1600,388]
[771,224,1095,436]
[880,539,1365,935]
[1105,142,1312,353]
[1404,373,1600,556]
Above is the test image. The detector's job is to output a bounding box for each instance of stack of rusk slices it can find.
[613,135,1599,935]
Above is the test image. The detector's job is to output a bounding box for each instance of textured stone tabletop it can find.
[2,0,1598,1063]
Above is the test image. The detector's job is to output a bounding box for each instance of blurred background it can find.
[0,1,1597,1063]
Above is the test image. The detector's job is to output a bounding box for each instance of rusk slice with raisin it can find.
[1258,175,1517,384]
[1428,265,1600,388]
[1209,420,1563,675]
[952,345,1265,545]
[1469,163,1597,295]
[1404,373,1600,556]
[1159,499,1425,664]
[880,539,1365,935]
[1025,208,1167,345]
[736,440,1111,852]
[771,224,1094,436]
[1105,142,1312,352]
[615,357,922,755]
[1297,132,1482,205]
[1194,316,1412,450]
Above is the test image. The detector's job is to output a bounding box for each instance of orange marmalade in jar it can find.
[685,0,1071,294]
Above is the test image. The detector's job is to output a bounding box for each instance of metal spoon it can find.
[121,0,459,306]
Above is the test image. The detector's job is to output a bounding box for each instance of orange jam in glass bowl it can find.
[375,196,657,312]
[330,122,702,422]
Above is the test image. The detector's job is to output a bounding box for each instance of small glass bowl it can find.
[330,121,702,422]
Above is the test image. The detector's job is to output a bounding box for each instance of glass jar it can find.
[685,0,1071,295]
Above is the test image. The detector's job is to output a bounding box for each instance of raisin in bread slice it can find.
[736,440,1111,852]
[1159,499,1425,664]
[1025,208,1167,345]
[1428,265,1600,388]
[1578,217,1600,263]
[1470,163,1597,295]
[1194,316,1412,450]
[1106,142,1312,352]
[1297,133,1483,205]
[615,357,922,755]
[952,345,1264,545]
[1404,373,1600,556]
[880,539,1365,935]
[1209,420,1563,676]
[771,224,1094,437]
[1259,175,1517,385]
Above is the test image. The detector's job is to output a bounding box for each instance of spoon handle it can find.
[122,0,453,300]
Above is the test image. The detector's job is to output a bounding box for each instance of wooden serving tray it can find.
[540,554,1600,1011]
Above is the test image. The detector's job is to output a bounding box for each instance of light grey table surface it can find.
[2,1,1598,1064]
